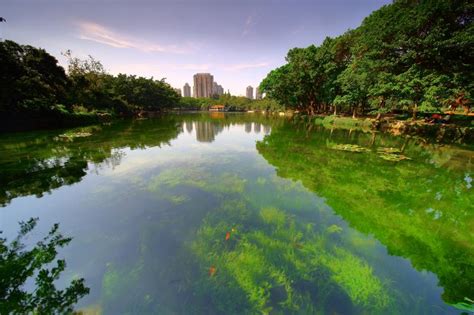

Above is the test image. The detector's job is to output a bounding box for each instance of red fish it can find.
[225,231,231,241]
[209,266,216,277]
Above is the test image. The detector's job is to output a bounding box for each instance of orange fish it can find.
[209,266,216,277]
[225,231,231,241]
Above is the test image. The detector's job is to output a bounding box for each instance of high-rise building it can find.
[256,87,262,100]
[193,73,214,98]
[183,83,191,97]
[212,82,224,96]
[246,86,254,99]
[174,88,182,96]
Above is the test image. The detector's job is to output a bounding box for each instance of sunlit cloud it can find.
[112,62,270,74]
[111,63,211,75]
[77,21,190,54]
[222,62,270,71]
[174,64,210,71]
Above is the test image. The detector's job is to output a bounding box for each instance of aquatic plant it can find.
[190,202,394,314]
[329,144,370,153]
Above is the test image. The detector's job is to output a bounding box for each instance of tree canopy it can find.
[0,41,180,125]
[259,0,473,117]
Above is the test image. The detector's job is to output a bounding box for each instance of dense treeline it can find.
[260,0,473,118]
[0,40,180,129]
[178,94,283,112]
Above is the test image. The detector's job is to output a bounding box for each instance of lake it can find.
[1,113,473,314]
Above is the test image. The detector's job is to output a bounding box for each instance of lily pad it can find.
[56,132,92,141]
[376,147,402,154]
[378,153,411,162]
[330,144,370,153]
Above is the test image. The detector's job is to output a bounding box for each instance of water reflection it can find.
[0,114,472,314]
[0,118,181,206]
[257,122,474,306]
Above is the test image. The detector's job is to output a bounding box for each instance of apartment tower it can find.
[193,73,214,98]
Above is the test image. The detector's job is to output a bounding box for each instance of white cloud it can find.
[241,15,256,37]
[222,62,270,71]
[77,21,190,54]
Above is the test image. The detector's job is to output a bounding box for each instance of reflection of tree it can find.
[0,114,281,206]
[256,123,474,305]
[0,118,181,206]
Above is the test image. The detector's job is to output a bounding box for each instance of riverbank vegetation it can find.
[0,41,180,131]
[177,94,283,112]
[259,0,473,120]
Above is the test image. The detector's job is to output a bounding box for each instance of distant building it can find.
[213,82,224,96]
[193,73,214,98]
[256,87,262,100]
[183,83,191,97]
[174,88,182,96]
[246,86,254,99]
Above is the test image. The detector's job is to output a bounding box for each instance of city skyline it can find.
[1,0,391,95]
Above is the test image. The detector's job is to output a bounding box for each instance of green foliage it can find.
[0,218,89,314]
[0,40,68,114]
[260,0,474,117]
[177,94,284,112]
[0,42,180,130]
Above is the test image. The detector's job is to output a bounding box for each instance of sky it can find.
[1,0,391,96]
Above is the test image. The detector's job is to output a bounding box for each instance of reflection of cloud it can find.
[77,21,190,54]
[223,62,270,71]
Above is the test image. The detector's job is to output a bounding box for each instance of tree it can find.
[0,41,69,114]
[0,218,89,314]
[260,0,473,117]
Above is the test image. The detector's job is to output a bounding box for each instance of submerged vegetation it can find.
[191,202,393,314]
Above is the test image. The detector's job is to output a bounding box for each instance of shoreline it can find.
[297,114,474,145]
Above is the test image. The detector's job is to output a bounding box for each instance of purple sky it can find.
[1,0,390,96]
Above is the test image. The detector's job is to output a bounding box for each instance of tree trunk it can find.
[370,132,376,146]
[352,107,357,119]
[334,105,337,116]
[412,103,418,119]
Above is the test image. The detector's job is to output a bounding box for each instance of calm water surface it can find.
[1,113,473,314]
